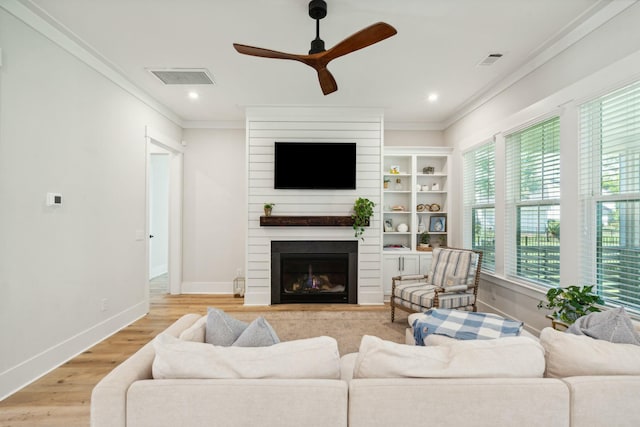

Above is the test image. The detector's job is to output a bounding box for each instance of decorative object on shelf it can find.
[233,276,245,297]
[416,184,422,191]
[429,215,446,232]
[384,219,393,232]
[263,203,275,216]
[537,285,603,326]
[429,203,441,212]
[417,217,426,233]
[390,165,400,174]
[421,184,430,191]
[396,223,409,233]
[391,205,405,211]
[383,177,390,189]
[431,182,440,191]
[417,231,431,251]
[352,197,375,241]
[395,178,402,190]
[416,204,425,212]
[423,166,435,174]
[430,236,444,249]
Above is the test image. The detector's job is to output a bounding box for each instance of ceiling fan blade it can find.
[322,22,397,63]
[316,68,338,95]
[233,43,303,61]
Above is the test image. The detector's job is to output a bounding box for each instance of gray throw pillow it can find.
[567,307,640,345]
[205,308,248,346]
[232,317,280,347]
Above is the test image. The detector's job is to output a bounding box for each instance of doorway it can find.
[145,126,184,299]
[149,150,170,293]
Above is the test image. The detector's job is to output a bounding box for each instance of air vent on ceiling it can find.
[148,68,215,85]
[477,53,503,66]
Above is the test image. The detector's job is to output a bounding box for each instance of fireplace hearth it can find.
[271,241,358,304]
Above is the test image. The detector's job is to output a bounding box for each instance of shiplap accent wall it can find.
[245,108,383,305]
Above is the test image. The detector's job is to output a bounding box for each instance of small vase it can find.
[264,207,272,217]
[417,218,426,233]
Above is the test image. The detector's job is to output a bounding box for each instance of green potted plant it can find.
[352,197,375,241]
[537,285,604,327]
[418,231,431,250]
[263,203,275,216]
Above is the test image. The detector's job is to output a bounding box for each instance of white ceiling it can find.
[20,0,618,128]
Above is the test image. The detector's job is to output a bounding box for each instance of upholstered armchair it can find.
[390,247,483,322]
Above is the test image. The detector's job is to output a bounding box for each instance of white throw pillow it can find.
[152,333,341,379]
[353,335,545,379]
[178,315,207,342]
[539,327,640,378]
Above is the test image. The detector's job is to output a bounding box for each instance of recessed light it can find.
[188,91,199,100]
[428,93,438,102]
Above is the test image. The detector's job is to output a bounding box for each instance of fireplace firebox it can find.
[271,241,358,304]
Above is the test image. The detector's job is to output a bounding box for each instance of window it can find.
[463,141,495,271]
[580,80,640,312]
[505,117,560,286]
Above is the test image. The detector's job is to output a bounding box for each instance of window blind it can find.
[580,80,640,312]
[505,116,560,286]
[463,141,496,271]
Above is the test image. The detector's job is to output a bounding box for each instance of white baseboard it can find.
[243,290,271,306]
[181,281,233,294]
[0,300,148,400]
[357,289,384,305]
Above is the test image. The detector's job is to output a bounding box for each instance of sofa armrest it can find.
[90,313,201,427]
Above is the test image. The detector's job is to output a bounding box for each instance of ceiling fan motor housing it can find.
[308,0,327,20]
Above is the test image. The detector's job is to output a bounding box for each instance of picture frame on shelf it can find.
[429,216,446,232]
[384,219,393,232]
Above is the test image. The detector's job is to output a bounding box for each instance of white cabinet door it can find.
[382,254,419,297]
[419,253,433,276]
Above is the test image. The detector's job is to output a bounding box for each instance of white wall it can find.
[444,2,640,334]
[244,108,383,305]
[181,128,246,293]
[385,129,445,147]
[0,7,182,398]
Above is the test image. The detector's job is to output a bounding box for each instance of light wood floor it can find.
[0,288,386,427]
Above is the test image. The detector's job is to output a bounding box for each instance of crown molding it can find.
[443,0,637,129]
[2,0,184,127]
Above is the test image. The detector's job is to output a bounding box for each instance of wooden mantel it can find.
[259,215,358,227]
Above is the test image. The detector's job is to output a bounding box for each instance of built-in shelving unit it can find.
[381,146,453,298]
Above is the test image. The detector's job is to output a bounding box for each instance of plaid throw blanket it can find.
[413,309,523,346]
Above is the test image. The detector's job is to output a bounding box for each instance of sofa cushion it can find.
[205,308,248,346]
[178,315,207,342]
[232,317,280,347]
[353,335,545,379]
[540,327,640,378]
[567,307,640,345]
[152,333,341,379]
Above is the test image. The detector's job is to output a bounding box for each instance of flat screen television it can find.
[274,142,357,189]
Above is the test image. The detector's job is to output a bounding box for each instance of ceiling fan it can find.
[233,0,397,95]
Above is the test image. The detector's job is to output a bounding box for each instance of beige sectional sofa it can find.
[91,314,348,427]
[91,313,640,427]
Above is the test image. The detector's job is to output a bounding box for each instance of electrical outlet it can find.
[101,298,108,312]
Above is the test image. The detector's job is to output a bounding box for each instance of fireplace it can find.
[271,241,358,304]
